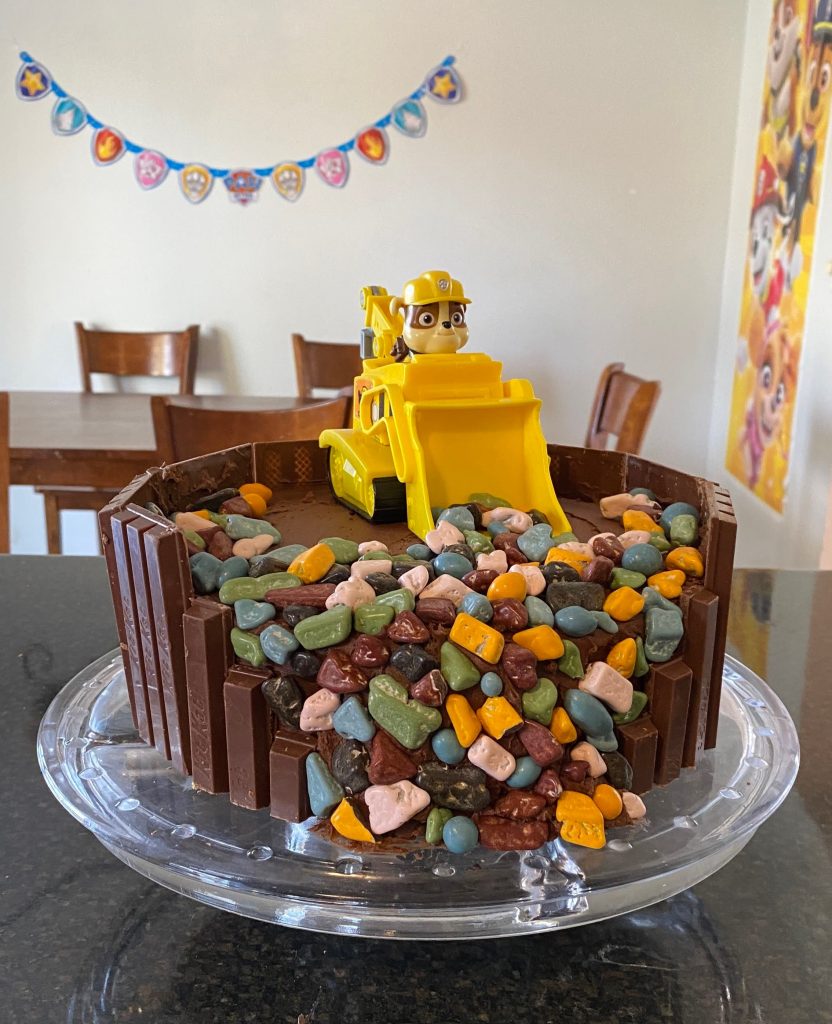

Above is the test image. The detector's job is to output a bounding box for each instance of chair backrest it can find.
[292,333,363,400]
[151,395,351,463]
[0,392,9,553]
[76,322,199,395]
[585,362,661,455]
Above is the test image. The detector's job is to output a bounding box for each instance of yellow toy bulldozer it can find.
[319,271,570,541]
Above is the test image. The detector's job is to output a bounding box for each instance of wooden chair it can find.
[292,333,363,400]
[0,392,9,554]
[585,362,661,455]
[151,395,351,463]
[37,323,200,553]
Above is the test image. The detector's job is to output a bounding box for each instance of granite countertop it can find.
[1,556,829,1024]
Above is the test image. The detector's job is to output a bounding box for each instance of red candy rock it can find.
[208,529,234,561]
[316,650,369,693]
[386,611,430,645]
[415,598,456,625]
[560,759,590,783]
[409,669,448,707]
[264,584,335,608]
[461,569,499,594]
[582,556,614,585]
[492,533,527,566]
[533,769,564,802]
[476,816,549,851]
[591,535,624,563]
[491,599,529,632]
[493,791,547,820]
[219,495,256,516]
[350,634,389,668]
[501,643,538,690]
[367,730,418,785]
[519,720,564,766]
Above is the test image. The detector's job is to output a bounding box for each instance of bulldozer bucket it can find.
[404,398,571,539]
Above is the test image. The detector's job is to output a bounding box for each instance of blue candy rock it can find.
[442,815,480,853]
[233,599,276,630]
[564,689,614,738]
[438,506,476,533]
[506,756,543,789]
[306,752,345,816]
[459,591,493,623]
[431,727,467,765]
[621,543,664,577]
[517,523,556,562]
[189,552,222,594]
[525,595,555,628]
[332,695,376,743]
[659,501,699,534]
[259,623,300,665]
[432,552,474,579]
[644,607,685,662]
[554,605,598,637]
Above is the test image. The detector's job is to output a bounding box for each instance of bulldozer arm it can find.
[404,398,571,540]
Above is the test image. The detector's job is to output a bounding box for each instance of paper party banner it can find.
[14,51,463,206]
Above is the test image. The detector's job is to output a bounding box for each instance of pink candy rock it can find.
[358,540,389,555]
[419,574,474,606]
[622,791,647,819]
[579,661,634,714]
[476,549,508,573]
[481,507,533,533]
[325,577,376,610]
[509,563,546,596]
[350,558,394,579]
[398,564,430,596]
[364,781,431,834]
[569,741,607,778]
[299,688,340,731]
[425,520,464,554]
[467,734,517,781]
[599,492,654,519]
[617,530,653,549]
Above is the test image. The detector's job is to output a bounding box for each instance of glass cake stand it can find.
[37,652,799,940]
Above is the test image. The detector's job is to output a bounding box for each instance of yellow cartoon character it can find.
[389,270,470,355]
[777,0,832,263]
[764,0,803,141]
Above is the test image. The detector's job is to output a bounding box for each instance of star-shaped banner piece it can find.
[16,61,52,101]
[426,64,463,103]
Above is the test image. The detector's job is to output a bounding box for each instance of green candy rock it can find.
[318,537,360,564]
[391,553,417,565]
[374,588,415,613]
[464,530,493,555]
[360,550,393,561]
[354,602,395,635]
[426,807,454,844]
[551,531,579,546]
[206,512,229,528]
[440,642,481,691]
[468,491,511,510]
[610,567,647,591]
[522,677,558,725]
[634,636,650,677]
[224,515,281,542]
[557,639,584,679]
[669,514,699,546]
[367,674,442,749]
[182,528,205,551]
[649,533,672,553]
[293,605,353,650]
[613,690,648,725]
[525,595,555,628]
[218,572,301,605]
[230,627,266,667]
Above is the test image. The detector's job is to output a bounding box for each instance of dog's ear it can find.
[389,297,403,317]
[747,306,767,368]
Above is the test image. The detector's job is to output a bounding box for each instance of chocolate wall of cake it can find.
[99,440,735,846]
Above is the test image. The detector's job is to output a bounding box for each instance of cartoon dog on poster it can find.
[764,0,803,141]
[778,0,832,266]
[743,156,786,363]
[739,313,798,489]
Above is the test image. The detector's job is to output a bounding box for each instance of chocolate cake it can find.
[98,439,735,854]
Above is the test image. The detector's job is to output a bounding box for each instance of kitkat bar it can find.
[703,487,737,750]
[681,589,719,768]
[109,510,153,746]
[183,600,233,793]
[99,503,138,732]
[144,524,194,775]
[645,659,693,785]
[615,717,659,795]
[224,665,273,810]
[126,516,170,760]
[269,730,317,822]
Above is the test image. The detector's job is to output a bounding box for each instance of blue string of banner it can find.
[14,51,463,204]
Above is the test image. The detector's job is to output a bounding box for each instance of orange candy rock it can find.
[647,569,686,598]
[288,543,336,584]
[621,510,663,534]
[477,696,523,740]
[556,791,606,849]
[449,612,505,663]
[512,625,565,661]
[544,547,592,572]
[446,693,482,747]
[666,546,704,578]
[606,638,637,678]
[603,586,645,622]
[240,482,273,502]
[592,783,624,821]
[550,707,578,744]
[331,798,375,843]
[486,572,527,602]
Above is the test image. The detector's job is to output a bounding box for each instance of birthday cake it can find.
[99,272,736,854]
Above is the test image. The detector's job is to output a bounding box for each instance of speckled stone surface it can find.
[1,558,830,1023]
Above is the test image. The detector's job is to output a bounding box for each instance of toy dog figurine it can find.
[739,316,797,488]
[390,270,470,356]
[764,0,802,141]
[777,0,832,261]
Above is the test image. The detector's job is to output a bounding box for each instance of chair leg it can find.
[43,493,62,554]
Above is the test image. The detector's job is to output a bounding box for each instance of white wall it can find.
[1,0,748,553]
[707,0,832,568]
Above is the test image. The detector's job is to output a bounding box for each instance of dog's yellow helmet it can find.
[401,270,470,307]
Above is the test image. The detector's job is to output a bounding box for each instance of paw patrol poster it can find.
[725,0,832,511]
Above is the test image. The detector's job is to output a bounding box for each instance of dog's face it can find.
[767,1,800,90]
[402,301,469,354]
[801,38,832,147]
[753,329,792,444]
[749,204,778,297]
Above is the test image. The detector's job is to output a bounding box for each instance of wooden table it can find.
[9,392,318,489]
